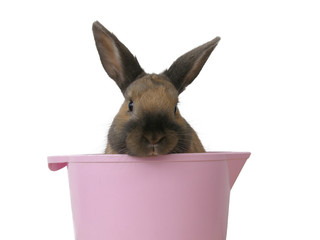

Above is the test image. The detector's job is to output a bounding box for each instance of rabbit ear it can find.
[92,21,144,93]
[163,37,220,94]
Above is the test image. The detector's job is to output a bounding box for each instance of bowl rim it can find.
[48,152,251,165]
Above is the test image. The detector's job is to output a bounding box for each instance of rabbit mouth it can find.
[143,133,168,156]
[126,130,179,157]
[108,112,192,157]
[150,145,160,156]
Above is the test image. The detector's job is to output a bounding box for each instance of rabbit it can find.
[92,21,220,157]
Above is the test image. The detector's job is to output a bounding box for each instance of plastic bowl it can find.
[48,152,250,240]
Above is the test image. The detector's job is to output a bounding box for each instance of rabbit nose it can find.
[143,133,166,145]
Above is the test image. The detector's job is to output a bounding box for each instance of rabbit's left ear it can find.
[92,21,144,94]
[163,37,220,94]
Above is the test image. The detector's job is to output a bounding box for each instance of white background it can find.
[0,0,319,239]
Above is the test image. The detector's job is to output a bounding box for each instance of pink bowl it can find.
[48,152,250,240]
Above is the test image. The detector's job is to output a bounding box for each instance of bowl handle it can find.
[47,156,68,171]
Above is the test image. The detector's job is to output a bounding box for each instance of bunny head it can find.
[92,21,220,157]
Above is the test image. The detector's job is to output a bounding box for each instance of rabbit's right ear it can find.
[92,21,144,93]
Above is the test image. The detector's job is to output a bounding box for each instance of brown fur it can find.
[92,21,220,156]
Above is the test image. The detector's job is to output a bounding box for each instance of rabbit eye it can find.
[174,106,177,114]
[128,100,134,112]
